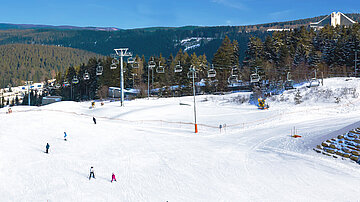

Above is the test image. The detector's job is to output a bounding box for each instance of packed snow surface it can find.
[1,77,360,201]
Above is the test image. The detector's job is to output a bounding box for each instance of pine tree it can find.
[294,90,302,105]
[212,36,239,91]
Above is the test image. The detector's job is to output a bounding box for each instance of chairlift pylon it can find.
[148,58,156,68]
[187,71,197,79]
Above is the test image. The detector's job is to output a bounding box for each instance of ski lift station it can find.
[108,87,140,99]
[41,96,62,105]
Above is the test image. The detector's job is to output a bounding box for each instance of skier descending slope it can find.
[45,143,50,153]
[89,167,95,180]
[111,173,117,183]
[93,117,96,124]
[64,132,67,141]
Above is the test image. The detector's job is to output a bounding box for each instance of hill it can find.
[0,44,102,87]
[1,77,360,200]
[0,13,358,63]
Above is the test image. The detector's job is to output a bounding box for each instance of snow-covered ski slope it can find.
[1,77,360,201]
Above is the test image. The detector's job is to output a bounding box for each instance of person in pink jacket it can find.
[111,173,117,183]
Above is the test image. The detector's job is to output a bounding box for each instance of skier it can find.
[93,117,96,124]
[89,167,95,180]
[111,173,117,183]
[45,143,50,153]
[64,132,67,141]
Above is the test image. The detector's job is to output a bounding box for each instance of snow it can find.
[2,77,360,201]
[179,37,213,52]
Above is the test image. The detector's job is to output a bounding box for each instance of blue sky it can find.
[0,0,359,29]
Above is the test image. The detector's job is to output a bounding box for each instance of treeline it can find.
[244,24,360,81]
[0,27,268,64]
[52,36,240,100]
[0,44,102,88]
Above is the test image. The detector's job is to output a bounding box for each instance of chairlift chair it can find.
[307,78,320,87]
[284,80,294,90]
[127,57,135,64]
[156,62,165,73]
[110,63,117,70]
[207,65,216,78]
[228,75,238,84]
[232,66,239,75]
[83,71,90,80]
[112,59,119,64]
[250,73,260,83]
[96,65,103,76]
[62,81,69,87]
[72,76,79,84]
[174,61,182,73]
[132,62,139,68]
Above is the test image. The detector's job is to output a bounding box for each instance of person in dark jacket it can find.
[93,117,96,124]
[45,143,50,153]
[89,167,95,180]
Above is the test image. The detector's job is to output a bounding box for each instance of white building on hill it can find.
[310,12,357,29]
[0,82,45,105]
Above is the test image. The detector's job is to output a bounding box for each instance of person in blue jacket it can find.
[64,132,67,141]
[45,143,50,153]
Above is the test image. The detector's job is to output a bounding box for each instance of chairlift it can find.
[250,73,260,83]
[62,81,69,87]
[132,62,139,68]
[148,59,156,68]
[207,65,216,78]
[127,57,135,64]
[72,76,79,84]
[228,75,238,84]
[284,80,294,90]
[307,78,320,88]
[112,59,119,64]
[284,72,294,90]
[232,66,239,75]
[83,71,90,80]
[96,65,103,76]
[250,67,260,83]
[110,63,117,70]
[174,61,182,73]
[156,61,165,73]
